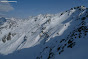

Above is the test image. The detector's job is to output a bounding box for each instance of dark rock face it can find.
[2,32,12,43]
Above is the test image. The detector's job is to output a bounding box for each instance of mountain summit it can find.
[0,6,88,59]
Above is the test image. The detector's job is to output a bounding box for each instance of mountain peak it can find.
[0,6,88,59]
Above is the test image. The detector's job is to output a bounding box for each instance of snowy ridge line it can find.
[0,6,88,59]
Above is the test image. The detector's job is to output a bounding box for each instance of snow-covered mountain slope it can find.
[0,6,88,59]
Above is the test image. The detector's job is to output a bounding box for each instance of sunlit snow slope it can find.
[0,6,88,59]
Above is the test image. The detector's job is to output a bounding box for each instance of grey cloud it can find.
[0,0,14,12]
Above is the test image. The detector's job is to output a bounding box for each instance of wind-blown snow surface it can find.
[0,6,88,59]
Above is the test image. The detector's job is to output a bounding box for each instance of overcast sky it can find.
[0,0,88,18]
